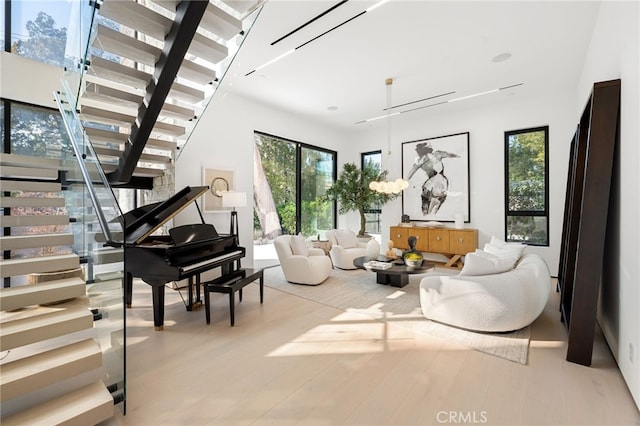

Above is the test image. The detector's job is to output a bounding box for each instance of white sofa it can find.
[419,253,551,332]
[325,229,368,270]
[273,235,332,285]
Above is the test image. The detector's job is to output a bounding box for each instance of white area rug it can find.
[263,265,530,365]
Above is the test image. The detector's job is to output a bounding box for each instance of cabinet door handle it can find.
[436,236,441,241]
[458,238,464,243]
[416,235,420,239]
[396,234,400,238]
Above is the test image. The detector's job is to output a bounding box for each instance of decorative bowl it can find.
[403,253,423,267]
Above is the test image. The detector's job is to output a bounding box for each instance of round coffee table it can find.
[353,256,434,288]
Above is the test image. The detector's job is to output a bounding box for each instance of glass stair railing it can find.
[54,82,126,413]
[62,0,266,186]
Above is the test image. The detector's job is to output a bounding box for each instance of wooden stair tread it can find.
[85,126,177,151]
[100,164,164,178]
[80,105,186,138]
[0,301,92,352]
[201,2,243,40]
[0,233,74,251]
[88,55,150,90]
[0,254,79,279]
[0,214,69,228]
[0,277,86,312]
[92,24,213,88]
[93,146,171,164]
[100,0,172,41]
[1,381,113,426]
[0,233,74,250]
[0,197,65,208]
[94,23,161,66]
[0,166,58,180]
[0,338,101,401]
[0,154,62,170]
[189,32,229,65]
[0,180,62,192]
[84,79,195,122]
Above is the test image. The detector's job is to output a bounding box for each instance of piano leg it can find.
[151,284,165,331]
[125,273,133,308]
[187,276,194,311]
[143,279,166,331]
[186,275,202,311]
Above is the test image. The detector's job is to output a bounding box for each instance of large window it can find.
[504,126,549,246]
[4,1,70,67]
[361,150,382,234]
[2,100,71,158]
[254,132,336,240]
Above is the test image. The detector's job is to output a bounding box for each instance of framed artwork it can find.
[401,132,470,222]
[202,168,234,212]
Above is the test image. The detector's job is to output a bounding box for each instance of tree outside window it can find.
[254,132,336,240]
[361,151,382,234]
[504,126,549,246]
[9,2,70,68]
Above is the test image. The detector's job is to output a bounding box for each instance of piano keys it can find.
[123,186,245,330]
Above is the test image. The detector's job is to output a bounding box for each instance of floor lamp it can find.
[222,191,247,245]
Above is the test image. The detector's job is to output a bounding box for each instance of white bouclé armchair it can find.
[273,235,332,285]
[325,229,368,270]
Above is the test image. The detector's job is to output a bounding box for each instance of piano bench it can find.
[203,268,264,326]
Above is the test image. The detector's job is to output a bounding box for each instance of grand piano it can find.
[122,186,244,330]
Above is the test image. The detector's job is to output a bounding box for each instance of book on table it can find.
[363,261,393,270]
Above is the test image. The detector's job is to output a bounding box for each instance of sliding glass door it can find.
[254,132,336,241]
[300,147,335,238]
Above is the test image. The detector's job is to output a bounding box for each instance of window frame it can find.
[360,150,383,234]
[254,131,337,236]
[4,0,70,67]
[503,125,550,246]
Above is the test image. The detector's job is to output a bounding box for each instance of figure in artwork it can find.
[407,142,459,214]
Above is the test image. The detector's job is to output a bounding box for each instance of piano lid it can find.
[124,186,209,245]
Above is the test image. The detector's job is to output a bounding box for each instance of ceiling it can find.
[222,0,602,132]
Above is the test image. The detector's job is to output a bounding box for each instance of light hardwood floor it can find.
[102,272,640,426]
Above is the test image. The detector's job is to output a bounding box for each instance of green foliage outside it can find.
[507,130,546,211]
[255,136,296,234]
[255,135,334,237]
[300,147,333,235]
[507,129,547,245]
[12,11,67,68]
[6,103,71,158]
[323,162,399,236]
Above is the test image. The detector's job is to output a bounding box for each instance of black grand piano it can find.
[123,186,244,330]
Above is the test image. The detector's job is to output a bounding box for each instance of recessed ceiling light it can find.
[492,52,512,63]
[328,106,338,111]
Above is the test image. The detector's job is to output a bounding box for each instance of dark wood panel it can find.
[558,79,621,366]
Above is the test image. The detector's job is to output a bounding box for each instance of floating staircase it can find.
[1,157,117,424]
[74,0,262,187]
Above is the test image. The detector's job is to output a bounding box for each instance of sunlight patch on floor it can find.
[529,340,564,349]
[385,290,407,299]
[266,313,416,357]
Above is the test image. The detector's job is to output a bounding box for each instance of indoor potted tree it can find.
[323,162,402,237]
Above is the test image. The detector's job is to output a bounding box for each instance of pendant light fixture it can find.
[369,77,409,194]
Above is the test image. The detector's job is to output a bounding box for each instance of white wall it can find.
[174,91,349,264]
[352,90,576,273]
[0,52,63,108]
[577,0,640,409]
[178,2,639,408]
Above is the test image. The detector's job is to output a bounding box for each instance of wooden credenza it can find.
[389,226,478,269]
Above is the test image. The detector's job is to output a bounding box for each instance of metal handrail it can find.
[54,83,123,247]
